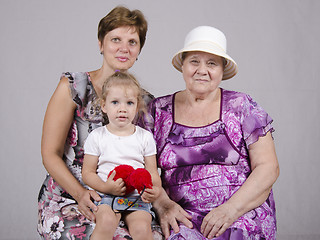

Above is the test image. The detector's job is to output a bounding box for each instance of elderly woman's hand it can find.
[153,192,193,239]
[200,202,239,238]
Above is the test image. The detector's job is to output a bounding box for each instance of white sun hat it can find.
[172,26,238,80]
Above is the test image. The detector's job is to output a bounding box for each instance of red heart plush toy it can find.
[108,164,153,195]
[128,168,153,193]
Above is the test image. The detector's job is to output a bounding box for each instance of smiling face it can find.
[101,85,138,132]
[181,51,224,96]
[99,26,141,72]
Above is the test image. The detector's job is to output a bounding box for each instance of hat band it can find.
[184,40,226,53]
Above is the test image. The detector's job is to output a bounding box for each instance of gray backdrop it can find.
[1,0,319,239]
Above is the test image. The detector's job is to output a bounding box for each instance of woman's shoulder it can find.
[152,93,174,107]
[61,72,95,106]
[221,88,255,109]
[222,88,251,100]
[61,72,91,93]
[147,93,175,116]
[61,72,90,84]
[221,88,271,119]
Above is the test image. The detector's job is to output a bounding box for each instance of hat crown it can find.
[184,26,227,52]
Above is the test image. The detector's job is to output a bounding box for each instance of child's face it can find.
[101,85,138,129]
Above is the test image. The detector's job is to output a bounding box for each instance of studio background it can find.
[1,0,319,239]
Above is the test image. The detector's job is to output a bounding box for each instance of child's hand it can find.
[104,170,126,196]
[141,186,161,203]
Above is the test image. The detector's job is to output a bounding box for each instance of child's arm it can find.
[142,154,162,203]
[82,154,126,196]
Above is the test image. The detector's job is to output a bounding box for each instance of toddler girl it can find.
[82,71,161,240]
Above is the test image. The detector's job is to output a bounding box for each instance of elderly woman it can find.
[37,6,162,239]
[147,26,279,239]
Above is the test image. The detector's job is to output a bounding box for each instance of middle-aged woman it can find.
[37,6,162,239]
[146,26,280,239]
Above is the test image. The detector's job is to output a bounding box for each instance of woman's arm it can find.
[201,132,279,238]
[41,77,101,220]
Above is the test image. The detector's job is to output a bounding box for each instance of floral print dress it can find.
[37,72,163,240]
[145,89,277,240]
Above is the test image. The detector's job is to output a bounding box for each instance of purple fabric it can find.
[146,89,276,239]
[168,225,246,240]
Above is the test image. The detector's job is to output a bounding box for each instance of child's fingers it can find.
[115,178,125,185]
[108,170,116,180]
[143,188,155,194]
[141,191,157,202]
[141,195,151,203]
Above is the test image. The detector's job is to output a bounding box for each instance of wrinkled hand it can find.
[105,170,126,196]
[201,203,238,238]
[155,198,193,239]
[76,189,101,222]
[141,186,160,203]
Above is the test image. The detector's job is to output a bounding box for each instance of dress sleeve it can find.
[241,94,274,147]
[61,72,90,107]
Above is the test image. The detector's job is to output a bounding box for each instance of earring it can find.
[100,51,104,55]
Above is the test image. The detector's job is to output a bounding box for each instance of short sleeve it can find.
[241,94,274,147]
[62,72,89,106]
[83,129,100,156]
[143,130,157,157]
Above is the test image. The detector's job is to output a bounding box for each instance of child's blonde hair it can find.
[101,71,146,124]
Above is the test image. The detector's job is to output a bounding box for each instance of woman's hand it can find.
[201,202,238,238]
[75,188,101,222]
[153,189,193,239]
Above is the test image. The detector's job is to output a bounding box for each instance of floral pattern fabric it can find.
[37,72,163,239]
[145,89,277,240]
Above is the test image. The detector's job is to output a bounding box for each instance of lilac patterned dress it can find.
[37,72,163,240]
[146,89,277,239]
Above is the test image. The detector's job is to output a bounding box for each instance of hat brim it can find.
[172,41,238,80]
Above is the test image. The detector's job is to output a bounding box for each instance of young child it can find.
[82,72,161,240]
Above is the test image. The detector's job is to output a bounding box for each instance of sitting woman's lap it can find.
[38,188,163,239]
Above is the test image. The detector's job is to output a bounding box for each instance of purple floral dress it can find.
[145,89,277,239]
[37,72,163,240]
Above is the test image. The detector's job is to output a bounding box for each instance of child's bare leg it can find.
[124,210,153,240]
[90,205,121,240]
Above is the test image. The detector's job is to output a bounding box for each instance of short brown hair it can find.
[98,6,148,51]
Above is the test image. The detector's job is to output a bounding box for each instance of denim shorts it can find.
[95,194,155,218]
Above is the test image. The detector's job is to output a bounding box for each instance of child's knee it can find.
[126,212,152,238]
[132,223,152,233]
[95,205,119,230]
[130,224,152,239]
